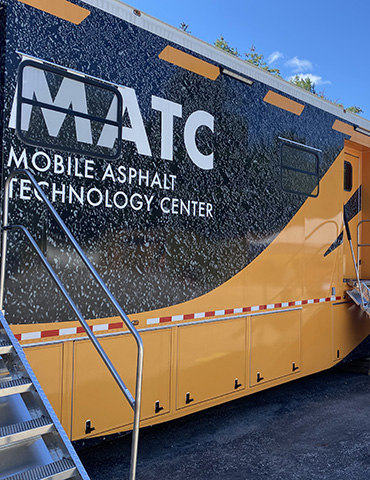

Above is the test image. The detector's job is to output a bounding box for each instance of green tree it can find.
[179,22,191,33]
[214,37,280,76]
[214,37,362,114]
[346,105,363,114]
[214,35,239,57]
[290,74,316,94]
[290,75,363,114]
[245,45,280,76]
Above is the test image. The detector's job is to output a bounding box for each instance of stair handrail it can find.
[357,219,370,273]
[0,169,143,480]
[0,311,91,480]
[343,208,363,308]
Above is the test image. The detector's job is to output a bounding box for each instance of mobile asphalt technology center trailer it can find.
[1,0,370,478]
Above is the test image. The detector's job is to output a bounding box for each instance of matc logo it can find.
[9,59,215,169]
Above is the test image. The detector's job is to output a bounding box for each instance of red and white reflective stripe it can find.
[14,295,343,340]
[146,295,342,325]
[14,321,124,342]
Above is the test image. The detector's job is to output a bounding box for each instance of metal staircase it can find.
[0,310,89,480]
[0,170,144,480]
[345,214,370,313]
[347,280,370,312]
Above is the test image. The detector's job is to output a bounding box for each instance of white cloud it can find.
[267,51,283,65]
[288,73,331,86]
[285,56,313,72]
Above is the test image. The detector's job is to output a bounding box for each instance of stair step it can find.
[0,377,33,397]
[0,312,89,480]
[0,339,13,355]
[0,416,54,447]
[347,289,363,307]
[0,458,77,480]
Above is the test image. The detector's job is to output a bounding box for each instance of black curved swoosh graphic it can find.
[324,185,361,257]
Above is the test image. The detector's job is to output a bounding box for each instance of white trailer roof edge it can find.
[83,0,370,132]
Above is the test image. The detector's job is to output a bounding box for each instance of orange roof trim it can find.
[18,0,90,25]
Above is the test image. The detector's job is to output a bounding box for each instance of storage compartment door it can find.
[176,318,246,409]
[250,310,301,386]
[72,329,171,440]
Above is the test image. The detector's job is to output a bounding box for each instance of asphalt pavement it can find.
[77,366,370,479]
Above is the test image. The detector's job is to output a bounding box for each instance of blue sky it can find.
[127,0,370,118]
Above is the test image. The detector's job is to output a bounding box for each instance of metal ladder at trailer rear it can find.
[0,311,89,480]
[344,213,370,313]
[0,170,144,480]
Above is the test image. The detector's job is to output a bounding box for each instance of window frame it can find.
[279,137,321,198]
[343,160,353,192]
[16,59,123,160]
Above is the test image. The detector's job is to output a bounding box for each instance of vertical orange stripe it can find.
[332,120,370,148]
[264,90,304,116]
[332,119,354,136]
[18,0,90,25]
[159,46,220,81]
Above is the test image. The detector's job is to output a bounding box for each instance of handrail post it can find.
[343,208,363,307]
[0,170,143,479]
[0,174,11,312]
[357,219,370,269]
[130,342,144,480]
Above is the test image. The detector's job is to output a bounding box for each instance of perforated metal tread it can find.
[0,416,54,446]
[0,338,12,355]
[347,289,363,307]
[347,287,370,311]
[0,377,33,397]
[0,458,77,480]
[0,300,89,480]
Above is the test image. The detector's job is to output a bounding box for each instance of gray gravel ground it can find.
[76,366,370,479]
